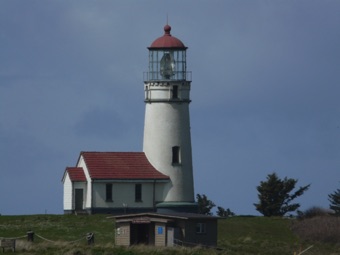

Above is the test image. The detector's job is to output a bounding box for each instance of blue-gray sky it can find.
[1,0,339,215]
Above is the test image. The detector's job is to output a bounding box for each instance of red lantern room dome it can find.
[149,25,187,49]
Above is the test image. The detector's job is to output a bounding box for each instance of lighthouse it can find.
[143,25,197,212]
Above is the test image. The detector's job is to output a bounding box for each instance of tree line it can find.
[197,172,340,217]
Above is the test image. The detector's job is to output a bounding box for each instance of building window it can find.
[172,85,178,99]
[172,146,180,164]
[135,184,142,202]
[106,184,113,202]
[196,223,206,234]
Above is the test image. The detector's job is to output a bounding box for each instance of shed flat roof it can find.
[110,212,219,221]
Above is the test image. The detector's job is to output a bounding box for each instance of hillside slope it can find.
[0,215,338,254]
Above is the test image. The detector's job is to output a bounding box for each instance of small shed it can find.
[112,212,218,247]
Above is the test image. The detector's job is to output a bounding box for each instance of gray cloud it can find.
[1,0,339,215]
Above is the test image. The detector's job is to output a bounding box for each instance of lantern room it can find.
[145,25,190,81]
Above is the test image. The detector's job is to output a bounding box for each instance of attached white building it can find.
[62,152,169,214]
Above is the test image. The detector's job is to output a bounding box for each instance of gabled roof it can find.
[63,167,86,182]
[79,152,169,180]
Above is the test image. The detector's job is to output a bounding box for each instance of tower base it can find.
[156,202,198,214]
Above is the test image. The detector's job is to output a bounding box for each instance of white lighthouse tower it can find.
[143,24,196,213]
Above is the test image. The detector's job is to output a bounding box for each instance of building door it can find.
[167,227,174,246]
[131,223,152,245]
[75,189,83,210]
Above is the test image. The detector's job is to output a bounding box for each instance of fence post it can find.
[87,232,94,245]
[27,231,34,242]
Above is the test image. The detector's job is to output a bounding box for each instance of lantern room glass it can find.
[148,49,187,81]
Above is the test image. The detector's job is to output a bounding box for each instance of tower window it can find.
[172,146,181,164]
[145,85,149,100]
[172,86,178,99]
[106,184,113,202]
[135,184,142,202]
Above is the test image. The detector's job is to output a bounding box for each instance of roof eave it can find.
[147,46,187,50]
[92,178,169,182]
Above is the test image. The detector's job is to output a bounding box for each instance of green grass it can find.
[218,217,340,255]
[0,215,339,255]
[0,214,115,243]
[218,217,298,254]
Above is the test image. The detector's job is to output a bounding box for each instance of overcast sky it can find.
[1,0,339,215]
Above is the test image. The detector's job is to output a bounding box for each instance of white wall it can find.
[92,182,156,208]
[77,155,92,209]
[143,82,195,203]
[63,173,73,210]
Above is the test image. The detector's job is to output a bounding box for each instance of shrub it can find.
[216,207,235,217]
[254,173,310,217]
[292,215,340,243]
[297,206,330,220]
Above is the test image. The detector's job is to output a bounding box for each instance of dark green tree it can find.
[254,172,310,217]
[328,187,340,215]
[196,194,215,215]
[217,206,235,217]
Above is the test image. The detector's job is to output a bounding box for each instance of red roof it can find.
[149,25,187,49]
[65,167,86,182]
[79,152,169,180]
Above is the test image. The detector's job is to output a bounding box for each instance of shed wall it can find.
[154,223,166,246]
[184,220,217,247]
[115,222,130,246]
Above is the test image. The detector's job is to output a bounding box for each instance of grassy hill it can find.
[0,214,338,255]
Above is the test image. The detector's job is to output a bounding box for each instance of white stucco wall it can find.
[77,155,92,209]
[92,182,156,208]
[155,182,167,202]
[145,82,191,101]
[143,81,195,203]
[63,173,73,210]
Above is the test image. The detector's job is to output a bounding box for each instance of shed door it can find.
[75,189,83,210]
[167,227,174,246]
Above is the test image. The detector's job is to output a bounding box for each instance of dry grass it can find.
[292,215,340,243]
